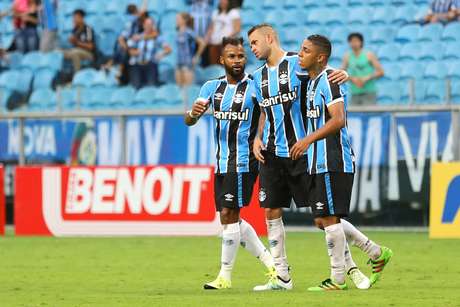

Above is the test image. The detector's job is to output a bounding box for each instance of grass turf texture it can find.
[0,232,459,307]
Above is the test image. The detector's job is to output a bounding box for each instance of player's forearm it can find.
[184,112,199,126]
[256,111,266,139]
[305,115,345,145]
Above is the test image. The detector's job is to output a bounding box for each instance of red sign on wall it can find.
[15,166,266,236]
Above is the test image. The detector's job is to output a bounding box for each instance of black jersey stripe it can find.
[300,79,308,132]
[227,81,249,172]
[279,59,297,151]
[309,77,322,174]
[261,66,276,152]
[324,93,345,172]
[249,96,260,171]
[213,81,228,174]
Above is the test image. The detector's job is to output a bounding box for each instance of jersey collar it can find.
[223,73,249,85]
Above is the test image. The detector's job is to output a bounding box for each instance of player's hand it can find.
[253,137,266,164]
[290,138,310,160]
[328,69,349,84]
[191,99,209,117]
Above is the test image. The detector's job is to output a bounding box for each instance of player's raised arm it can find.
[184,99,209,126]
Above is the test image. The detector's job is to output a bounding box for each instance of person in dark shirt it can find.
[63,9,95,72]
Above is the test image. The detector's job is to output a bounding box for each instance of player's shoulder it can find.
[250,63,266,80]
[201,76,225,90]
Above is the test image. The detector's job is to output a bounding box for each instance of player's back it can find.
[252,52,307,158]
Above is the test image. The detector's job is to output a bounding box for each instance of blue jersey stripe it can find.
[237,173,243,207]
[324,173,335,215]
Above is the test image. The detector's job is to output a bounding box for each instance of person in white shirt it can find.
[205,0,240,65]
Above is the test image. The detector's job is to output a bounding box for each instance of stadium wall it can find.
[1,106,459,228]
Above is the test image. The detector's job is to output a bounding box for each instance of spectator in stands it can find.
[342,33,384,106]
[13,0,39,53]
[38,0,58,52]
[205,0,241,65]
[63,9,95,72]
[176,12,205,87]
[190,0,212,66]
[424,0,457,23]
[451,0,460,20]
[127,17,172,89]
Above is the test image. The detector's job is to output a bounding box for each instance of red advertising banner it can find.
[0,165,4,235]
[15,166,267,236]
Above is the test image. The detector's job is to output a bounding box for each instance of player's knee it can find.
[265,208,282,220]
[314,219,324,229]
[220,208,239,224]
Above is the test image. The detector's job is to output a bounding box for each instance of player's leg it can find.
[345,243,371,290]
[253,153,293,291]
[340,218,393,285]
[204,174,241,290]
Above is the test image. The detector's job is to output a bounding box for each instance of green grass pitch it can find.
[0,231,459,306]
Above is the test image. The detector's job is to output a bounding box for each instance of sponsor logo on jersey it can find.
[306,106,321,119]
[260,87,298,108]
[214,109,250,121]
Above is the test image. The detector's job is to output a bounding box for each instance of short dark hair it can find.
[73,9,86,17]
[222,36,244,48]
[247,23,273,37]
[126,4,138,15]
[347,32,364,44]
[307,34,332,59]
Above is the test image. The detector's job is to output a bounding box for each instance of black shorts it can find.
[308,172,354,218]
[259,151,311,209]
[214,172,258,211]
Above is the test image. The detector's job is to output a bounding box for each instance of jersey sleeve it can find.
[250,75,263,104]
[197,81,215,102]
[324,75,345,107]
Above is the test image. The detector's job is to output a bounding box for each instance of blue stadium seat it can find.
[377,43,400,64]
[417,23,443,42]
[19,51,42,71]
[348,0,366,7]
[99,32,117,57]
[376,81,401,105]
[0,89,13,112]
[451,80,460,104]
[241,10,262,28]
[39,51,64,71]
[348,7,371,25]
[103,16,124,34]
[424,62,448,81]
[159,12,177,32]
[16,69,33,93]
[110,86,136,108]
[284,0,302,9]
[263,0,282,10]
[91,71,116,88]
[5,52,23,69]
[155,84,182,105]
[163,0,186,14]
[413,80,427,104]
[419,42,444,62]
[58,87,78,110]
[399,62,424,80]
[393,5,417,25]
[33,69,56,90]
[85,1,103,17]
[72,68,98,88]
[370,6,393,25]
[324,8,347,26]
[104,1,120,16]
[306,8,330,26]
[134,86,157,107]
[381,63,401,81]
[331,43,348,63]
[242,0,261,11]
[422,80,446,104]
[0,70,20,92]
[447,61,460,81]
[85,87,113,109]
[281,10,304,27]
[370,26,395,47]
[265,10,284,28]
[441,22,460,42]
[369,0,387,6]
[395,24,421,43]
[282,28,302,45]
[203,65,224,80]
[398,43,421,62]
[443,42,460,60]
[185,85,201,108]
[329,27,350,45]
[28,88,57,111]
[325,0,345,8]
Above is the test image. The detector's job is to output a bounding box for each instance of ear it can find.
[219,55,224,66]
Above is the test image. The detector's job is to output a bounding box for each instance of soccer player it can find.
[185,37,276,290]
[291,34,393,291]
[247,24,370,291]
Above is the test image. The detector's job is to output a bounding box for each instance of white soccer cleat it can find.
[347,267,371,290]
[253,268,293,291]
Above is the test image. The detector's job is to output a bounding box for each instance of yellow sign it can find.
[430,162,460,238]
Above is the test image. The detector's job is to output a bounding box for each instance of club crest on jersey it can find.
[279,71,289,85]
[214,92,224,101]
[261,79,269,88]
[306,106,321,119]
[233,92,244,104]
[260,87,298,108]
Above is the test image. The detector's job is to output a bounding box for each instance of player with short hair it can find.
[292,34,393,291]
[247,24,371,291]
[185,36,276,290]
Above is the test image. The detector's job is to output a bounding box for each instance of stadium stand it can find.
[0,0,457,109]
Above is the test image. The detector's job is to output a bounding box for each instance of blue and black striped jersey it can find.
[197,74,260,174]
[252,52,307,158]
[301,68,356,174]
